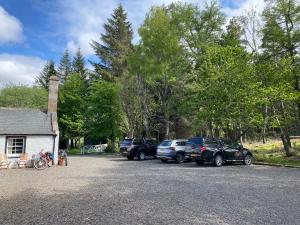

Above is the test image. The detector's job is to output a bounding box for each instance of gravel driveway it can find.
[0,155,299,225]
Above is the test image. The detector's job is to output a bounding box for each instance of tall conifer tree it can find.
[58,49,72,83]
[91,4,133,81]
[72,48,87,79]
[35,60,57,89]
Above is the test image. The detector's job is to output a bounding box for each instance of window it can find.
[121,139,133,146]
[133,139,143,145]
[175,141,186,146]
[159,141,172,146]
[6,137,26,157]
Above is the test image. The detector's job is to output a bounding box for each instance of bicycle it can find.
[34,150,53,170]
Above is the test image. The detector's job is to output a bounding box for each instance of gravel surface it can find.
[0,155,299,225]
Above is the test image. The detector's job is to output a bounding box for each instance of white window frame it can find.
[6,136,26,157]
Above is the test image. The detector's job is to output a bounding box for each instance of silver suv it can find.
[156,139,188,163]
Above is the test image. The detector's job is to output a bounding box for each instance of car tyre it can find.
[127,155,134,160]
[176,152,185,164]
[243,154,252,165]
[138,151,146,161]
[161,159,168,163]
[214,154,223,167]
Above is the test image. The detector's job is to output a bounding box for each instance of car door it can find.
[145,139,156,156]
[223,144,242,161]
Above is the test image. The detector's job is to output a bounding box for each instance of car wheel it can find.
[196,160,203,165]
[161,159,168,163]
[138,151,146,161]
[176,152,185,164]
[214,154,223,167]
[243,154,252,165]
[127,155,134,160]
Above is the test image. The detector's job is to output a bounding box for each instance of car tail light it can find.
[200,146,206,152]
[169,147,176,151]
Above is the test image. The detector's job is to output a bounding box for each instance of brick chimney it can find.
[48,75,59,114]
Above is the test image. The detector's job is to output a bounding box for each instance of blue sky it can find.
[0,0,264,85]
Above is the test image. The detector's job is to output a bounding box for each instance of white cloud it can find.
[0,54,45,86]
[0,6,23,44]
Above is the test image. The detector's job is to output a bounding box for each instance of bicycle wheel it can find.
[34,159,47,170]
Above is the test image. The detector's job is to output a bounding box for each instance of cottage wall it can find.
[0,135,58,164]
[0,136,5,154]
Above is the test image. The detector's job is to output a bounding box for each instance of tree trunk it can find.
[262,105,269,144]
[281,134,293,157]
[165,120,170,140]
[138,75,150,138]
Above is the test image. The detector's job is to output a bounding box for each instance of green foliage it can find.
[262,0,300,58]
[72,48,87,79]
[91,4,133,81]
[0,85,47,109]
[58,73,86,140]
[35,60,56,89]
[86,80,123,141]
[58,49,72,83]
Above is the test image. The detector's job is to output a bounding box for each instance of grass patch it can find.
[67,148,81,155]
[245,139,300,167]
[67,148,120,156]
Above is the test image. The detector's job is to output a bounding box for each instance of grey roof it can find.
[0,108,54,135]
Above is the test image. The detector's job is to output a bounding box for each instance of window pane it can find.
[6,137,25,155]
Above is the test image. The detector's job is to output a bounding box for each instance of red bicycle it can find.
[34,151,53,170]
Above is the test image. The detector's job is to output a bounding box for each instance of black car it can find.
[189,138,253,167]
[120,138,157,160]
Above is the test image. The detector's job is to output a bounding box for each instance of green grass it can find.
[67,148,120,156]
[67,148,81,155]
[245,140,300,167]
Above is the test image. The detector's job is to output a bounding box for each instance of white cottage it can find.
[0,76,59,164]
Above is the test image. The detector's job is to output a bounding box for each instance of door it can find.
[145,139,157,156]
[223,145,243,161]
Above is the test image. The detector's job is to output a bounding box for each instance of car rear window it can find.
[146,139,156,145]
[159,141,172,146]
[133,139,143,145]
[175,141,186,146]
[121,139,132,146]
[204,139,219,146]
[188,137,203,145]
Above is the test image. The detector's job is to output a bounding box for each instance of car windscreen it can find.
[121,139,133,146]
[159,140,172,146]
[188,137,203,145]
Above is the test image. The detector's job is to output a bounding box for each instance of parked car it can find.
[120,138,157,160]
[189,137,253,167]
[184,137,204,158]
[156,139,188,163]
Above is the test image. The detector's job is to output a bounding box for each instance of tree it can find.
[221,17,244,47]
[72,48,87,79]
[137,7,186,139]
[58,49,72,83]
[86,80,123,148]
[58,73,86,146]
[262,0,300,119]
[91,4,133,81]
[35,60,56,89]
[0,85,47,109]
